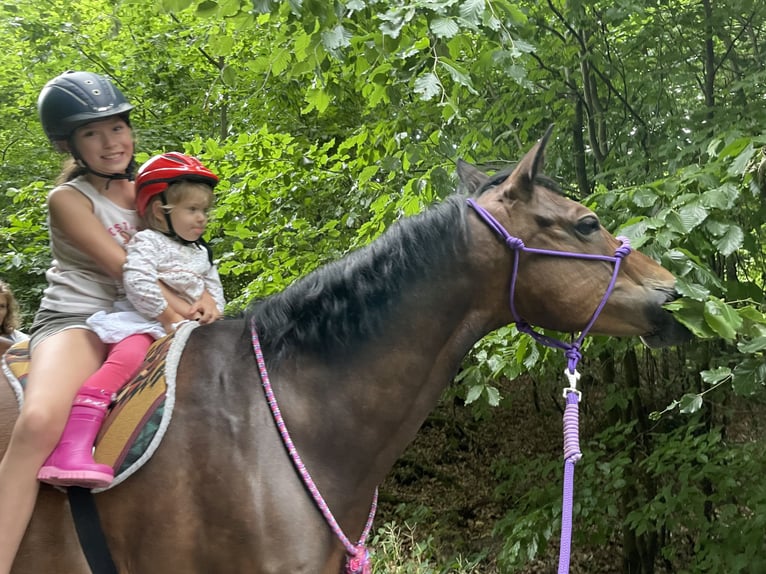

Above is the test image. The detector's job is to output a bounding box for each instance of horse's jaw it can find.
[640,319,693,348]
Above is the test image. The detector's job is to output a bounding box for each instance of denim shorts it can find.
[28,309,95,354]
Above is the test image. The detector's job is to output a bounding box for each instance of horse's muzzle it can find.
[640,287,693,348]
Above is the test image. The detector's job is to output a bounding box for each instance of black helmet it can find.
[38,71,134,142]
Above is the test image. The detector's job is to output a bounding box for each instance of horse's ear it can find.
[456,159,489,194]
[504,125,554,200]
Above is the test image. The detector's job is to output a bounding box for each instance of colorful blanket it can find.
[1,322,198,492]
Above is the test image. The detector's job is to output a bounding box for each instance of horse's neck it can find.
[282,269,499,488]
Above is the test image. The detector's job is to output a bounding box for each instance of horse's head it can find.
[460,127,691,348]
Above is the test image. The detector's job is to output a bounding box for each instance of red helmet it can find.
[135,152,219,216]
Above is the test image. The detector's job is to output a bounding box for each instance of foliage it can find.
[371,520,485,573]
[491,415,766,573]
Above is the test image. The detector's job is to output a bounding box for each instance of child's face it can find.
[168,188,211,243]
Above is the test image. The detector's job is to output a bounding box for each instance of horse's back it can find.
[103,320,340,573]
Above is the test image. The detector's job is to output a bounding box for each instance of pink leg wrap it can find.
[82,333,154,396]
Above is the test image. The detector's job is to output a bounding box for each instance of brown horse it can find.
[1,131,689,573]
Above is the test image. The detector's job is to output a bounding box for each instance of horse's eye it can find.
[574,216,600,235]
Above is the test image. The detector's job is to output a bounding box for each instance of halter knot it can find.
[345,546,371,574]
[564,345,582,375]
[505,236,525,250]
[614,236,632,258]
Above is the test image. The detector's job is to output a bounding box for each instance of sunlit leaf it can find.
[459,0,485,25]
[430,17,460,39]
[673,277,710,301]
[414,72,442,101]
[677,203,708,232]
[737,337,766,354]
[465,384,483,404]
[700,367,731,385]
[486,385,501,406]
[713,224,743,257]
[321,24,352,52]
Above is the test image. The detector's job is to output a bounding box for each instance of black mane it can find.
[246,195,470,361]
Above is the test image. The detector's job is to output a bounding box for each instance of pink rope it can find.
[251,319,377,573]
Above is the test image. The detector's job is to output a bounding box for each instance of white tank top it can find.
[40,177,138,314]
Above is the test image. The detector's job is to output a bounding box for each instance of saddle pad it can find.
[1,321,199,492]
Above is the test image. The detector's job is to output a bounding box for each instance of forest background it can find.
[1,0,766,572]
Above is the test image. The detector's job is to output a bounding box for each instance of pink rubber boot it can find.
[37,387,114,488]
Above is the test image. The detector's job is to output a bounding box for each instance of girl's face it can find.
[167,188,211,243]
[71,116,133,177]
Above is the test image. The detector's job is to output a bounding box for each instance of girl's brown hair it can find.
[0,280,22,336]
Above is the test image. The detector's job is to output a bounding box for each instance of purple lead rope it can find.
[558,386,583,573]
[466,198,631,574]
[251,319,377,574]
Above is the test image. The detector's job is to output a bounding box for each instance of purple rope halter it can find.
[466,198,631,574]
[251,319,377,574]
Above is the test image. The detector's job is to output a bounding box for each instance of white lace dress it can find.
[87,230,225,343]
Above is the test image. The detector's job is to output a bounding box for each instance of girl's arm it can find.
[49,185,127,279]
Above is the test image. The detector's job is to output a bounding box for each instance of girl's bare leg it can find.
[0,329,104,574]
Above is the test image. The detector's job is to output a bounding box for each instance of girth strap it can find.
[68,486,118,574]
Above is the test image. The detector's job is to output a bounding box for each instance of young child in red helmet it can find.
[36,173,225,491]
[124,152,226,332]
[57,151,225,477]
[38,152,225,490]
[86,152,226,339]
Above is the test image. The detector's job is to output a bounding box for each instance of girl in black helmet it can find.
[0,71,219,573]
[39,70,137,184]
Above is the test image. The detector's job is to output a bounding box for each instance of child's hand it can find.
[189,290,221,325]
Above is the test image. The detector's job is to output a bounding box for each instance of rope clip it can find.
[562,368,582,400]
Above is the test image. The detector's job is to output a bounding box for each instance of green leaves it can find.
[703,298,743,341]
[665,296,760,342]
